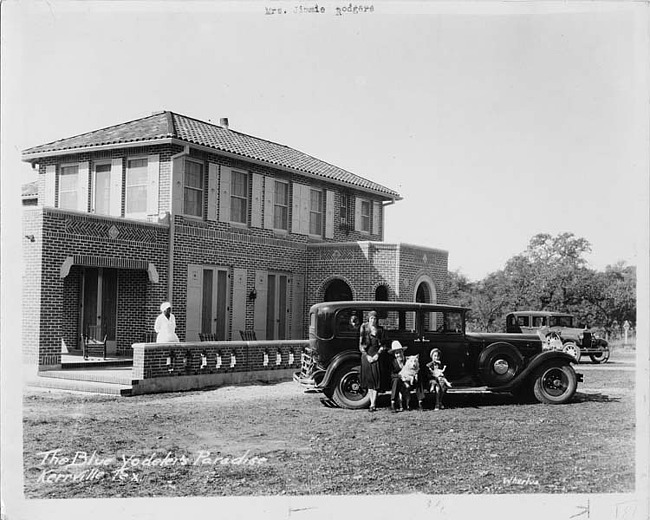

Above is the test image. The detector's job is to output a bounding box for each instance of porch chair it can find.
[82,325,107,360]
[239,330,257,341]
[141,331,157,343]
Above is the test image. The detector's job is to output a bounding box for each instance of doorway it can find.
[186,264,230,341]
[80,267,118,353]
[266,273,288,340]
[324,278,353,302]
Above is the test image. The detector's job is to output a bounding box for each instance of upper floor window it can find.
[59,164,79,210]
[231,170,248,224]
[340,193,352,228]
[309,189,323,235]
[184,160,204,217]
[126,158,148,217]
[274,181,289,230]
[360,199,371,233]
[93,163,112,215]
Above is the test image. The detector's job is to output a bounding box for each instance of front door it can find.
[266,273,288,340]
[80,267,118,353]
[201,267,228,339]
[186,264,230,341]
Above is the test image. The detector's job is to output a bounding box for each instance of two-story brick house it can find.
[22,111,448,370]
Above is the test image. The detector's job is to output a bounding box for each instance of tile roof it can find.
[22,111,400,199]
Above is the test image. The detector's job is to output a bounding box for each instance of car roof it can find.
[506,310,573,318]
[310,301,469,314]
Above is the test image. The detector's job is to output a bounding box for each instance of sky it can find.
[2,1,648,282]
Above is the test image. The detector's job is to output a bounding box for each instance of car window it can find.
[424,311,463,333]
[517,316,530,327]
[532,316,546,327]
[550,316,573,328]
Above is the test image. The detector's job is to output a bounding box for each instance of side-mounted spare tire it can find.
[478,342,525,387]
[324,362,370,409]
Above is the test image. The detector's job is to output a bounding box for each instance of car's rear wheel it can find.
[532,362,578,404]
[589,348,610,364]
[562,342,581,363]
[330,363,369,409]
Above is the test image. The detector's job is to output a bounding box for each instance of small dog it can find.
[428,363,452,392]
[399,355,420,389]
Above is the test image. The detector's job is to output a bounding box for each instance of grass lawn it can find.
[22,351,636,498]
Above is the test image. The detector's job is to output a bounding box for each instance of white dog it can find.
[399,355,420,389]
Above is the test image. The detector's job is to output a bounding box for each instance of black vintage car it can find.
[294,301,583,409]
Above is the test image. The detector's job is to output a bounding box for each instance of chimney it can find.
[220,117,229,129]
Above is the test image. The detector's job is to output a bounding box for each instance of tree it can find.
[447,233,636,332]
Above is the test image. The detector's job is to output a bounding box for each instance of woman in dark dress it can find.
[359,310,386,412]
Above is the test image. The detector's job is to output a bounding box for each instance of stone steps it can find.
[39,368,134,385]
[26,375,133,396]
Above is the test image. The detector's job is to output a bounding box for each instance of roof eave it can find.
[169,139,402,201]
[20,135,402,201]
[21,137,175,162]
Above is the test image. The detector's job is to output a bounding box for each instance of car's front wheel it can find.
[532,362,578,404]
[562,342,581,363]
[329,363,370,409]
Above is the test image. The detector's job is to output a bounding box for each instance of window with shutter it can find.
[58,164,79,210]
[360,199,371,233]
[231,170,248,224]
[93,162,112,215]
[125,158,148,218]
[309,189,323,236]
[274,181,289,230]
[184,159,204,218]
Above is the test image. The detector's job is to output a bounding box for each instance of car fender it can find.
[316,350,361,390]
[487,351,577,391]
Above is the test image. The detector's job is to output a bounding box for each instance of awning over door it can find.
[60,255,159,283]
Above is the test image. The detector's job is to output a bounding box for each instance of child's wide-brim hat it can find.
[389,341,405,352]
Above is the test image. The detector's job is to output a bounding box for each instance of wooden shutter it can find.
[185,264,202,342]
[325,190,335,239]
[291,274,305,339]
[171,156,185,215]
[355,197,363,232]
[291,182,302,234]
[264,177,274,229]
[77,162,89,212]
[146,155,159,216]
[219,166,232,223]
[231,268,247,338]
[43,165,56,207]
[251,173,263,228]
[109,158,123,217]
[207,163,219,221]
[372,201,381,237]
[253,270,268,340]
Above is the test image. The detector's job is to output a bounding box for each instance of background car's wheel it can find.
[532,362,578,404]
[330,363,369,409]
[589,348,610,364]
[562,342,581,363]
[478,343,524,386]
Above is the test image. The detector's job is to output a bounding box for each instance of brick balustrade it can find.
[131,340,309,384]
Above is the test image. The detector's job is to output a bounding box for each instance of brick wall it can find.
[22,207,168,367]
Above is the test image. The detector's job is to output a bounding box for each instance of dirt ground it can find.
[22,350,638,497]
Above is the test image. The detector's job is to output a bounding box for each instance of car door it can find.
[417,309,469,380]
